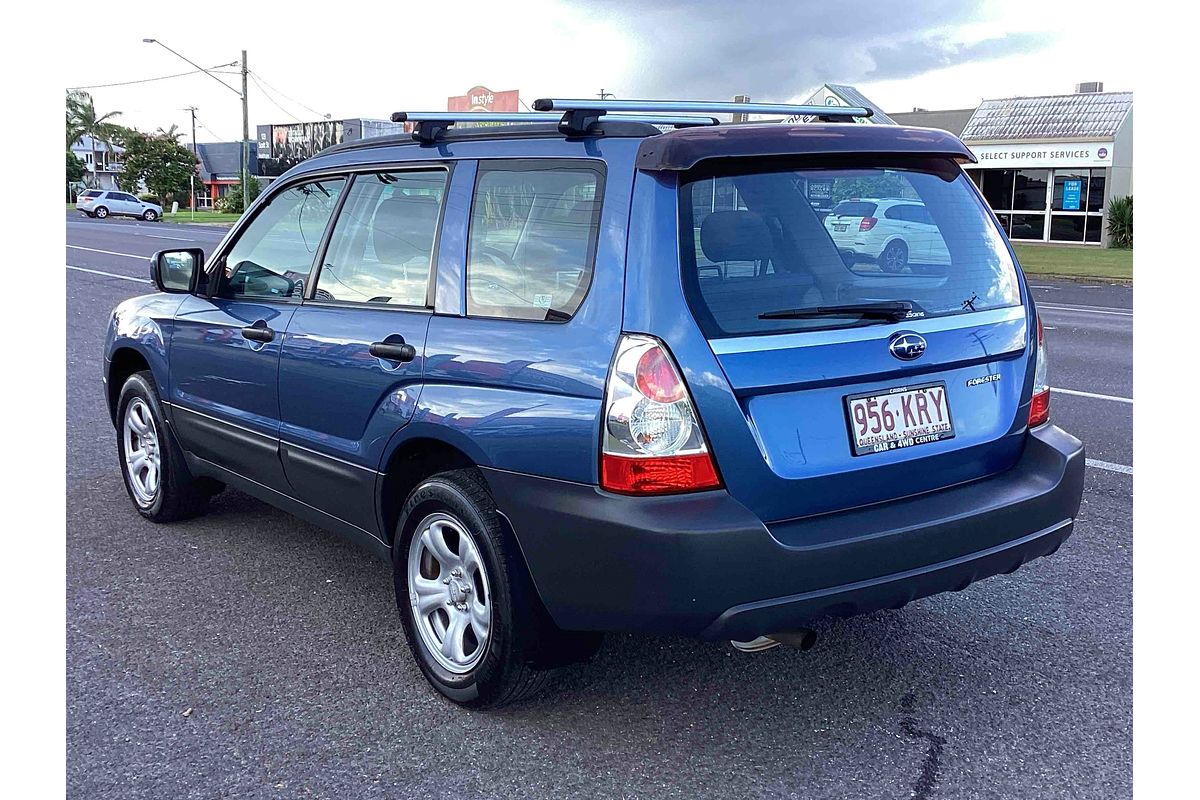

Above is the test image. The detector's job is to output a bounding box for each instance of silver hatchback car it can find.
[76,189,163,221]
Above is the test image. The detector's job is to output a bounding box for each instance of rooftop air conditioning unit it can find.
[1075,81,1104,94]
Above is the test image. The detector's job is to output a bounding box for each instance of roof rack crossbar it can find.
[532,98,874,121]
[390,111,719,143]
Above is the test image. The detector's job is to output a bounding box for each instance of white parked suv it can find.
[76,190,163,221]
[823,198,949,273]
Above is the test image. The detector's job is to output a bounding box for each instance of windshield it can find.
[680,157,1020,337]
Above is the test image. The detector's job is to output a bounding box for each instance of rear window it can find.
[830,201,877,218]
[80,190,102,198]
[681,157,1020,338]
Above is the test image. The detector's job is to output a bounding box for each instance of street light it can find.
[143,39,251,213]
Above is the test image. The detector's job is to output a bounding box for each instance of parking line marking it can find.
[66,245,151,260]
[1086,458,1133,475]
[142,233,198,241]
[66,265,150,284]
[1052,387,1133,404]
[1039,303,1132,317]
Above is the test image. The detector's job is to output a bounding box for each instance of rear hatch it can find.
[680,156,1031,522]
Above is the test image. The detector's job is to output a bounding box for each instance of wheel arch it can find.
[107,346,153,424]
[377,436,483,548]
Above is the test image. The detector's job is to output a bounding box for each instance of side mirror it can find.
[151,248,204,293]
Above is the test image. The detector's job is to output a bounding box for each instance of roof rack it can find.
[387,98,873,144]
[533,98,874,129]
[390,111,718,143]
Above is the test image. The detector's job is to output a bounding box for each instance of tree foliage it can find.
[66,151,86,184]
[118,130,199,204]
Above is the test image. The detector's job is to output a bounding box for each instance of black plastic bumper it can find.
[483,425,1085,641]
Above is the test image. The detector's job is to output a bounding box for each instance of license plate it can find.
[844,382,954,456]
[834,223,848,232]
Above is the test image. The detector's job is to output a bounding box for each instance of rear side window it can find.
[681,158,1020,338]
[315,170,447,306]
[466,161,604,321]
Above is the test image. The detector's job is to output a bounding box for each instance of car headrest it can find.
[372,195,440,264]
[700,211,773,263]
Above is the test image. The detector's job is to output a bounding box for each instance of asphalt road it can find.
[66,210,1132,799]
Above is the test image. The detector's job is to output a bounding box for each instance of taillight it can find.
[859,217,877,231]
[1028,314,1050,427]
[601,334,721,495]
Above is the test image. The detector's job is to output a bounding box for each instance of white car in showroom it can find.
[76,189,162,221]
[823,198,949,273]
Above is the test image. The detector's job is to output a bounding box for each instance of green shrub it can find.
[1106,195,1132,249]
[217,175,261,214]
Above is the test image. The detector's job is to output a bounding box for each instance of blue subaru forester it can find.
[104,99,1085,707]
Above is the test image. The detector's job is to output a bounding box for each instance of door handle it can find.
[241,321,275,343]
[370,339,417,363]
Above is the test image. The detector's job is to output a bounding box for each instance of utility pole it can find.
[241,50,250,213]
[597,89,615,100]
[186,106,197,221]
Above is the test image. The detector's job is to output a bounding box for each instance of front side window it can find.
[466,161,604,321]
[220,177,345,300]
[681,157,1021,338]
[315,170,447,306]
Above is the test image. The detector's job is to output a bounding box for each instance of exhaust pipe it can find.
[730,629,817,653]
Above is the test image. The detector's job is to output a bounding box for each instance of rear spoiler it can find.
[636,124,977,172]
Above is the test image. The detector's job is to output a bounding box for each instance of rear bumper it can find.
[483,424,1085,641]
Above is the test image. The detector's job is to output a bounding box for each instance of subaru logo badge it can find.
[889,332,927,361]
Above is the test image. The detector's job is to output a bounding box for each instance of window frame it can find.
[464,157,607,324]
[304,163,454,312]
[205,168,351,305]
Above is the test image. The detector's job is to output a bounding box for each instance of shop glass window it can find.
[1085,216,1103,244]
[1009,213,1045,241]
[1012,170,1049,211]
[980,169,1015,211]
[1088,169,1107,213]
[316,170,447,306]
[1053,172,1088,212]
[467,162,604,321]
[1050,214,1086,242]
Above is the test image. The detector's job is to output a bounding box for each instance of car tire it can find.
[84,212,96,218]
[94,206,108,219]
[115,372,219,522]
[879,240,908,273]
[142,209,159,222]
[394,468,601,707]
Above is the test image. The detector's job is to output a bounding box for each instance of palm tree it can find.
[155,123,184,141]
[66,90,123,188]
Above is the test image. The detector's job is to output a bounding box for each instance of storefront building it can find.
[957,90,1133,245]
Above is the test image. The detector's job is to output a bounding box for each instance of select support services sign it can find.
[965,141,1114,169]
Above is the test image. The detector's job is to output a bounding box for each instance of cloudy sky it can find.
[67,0,1132,142]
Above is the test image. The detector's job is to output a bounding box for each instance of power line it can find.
[248,73,306,124]
[249,69,330,120]
[68,63,238,90]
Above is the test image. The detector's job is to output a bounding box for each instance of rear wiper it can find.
[759,300,916,322]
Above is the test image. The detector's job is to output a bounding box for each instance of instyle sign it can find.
[964,141,1114,169]
[447,86,520,113]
